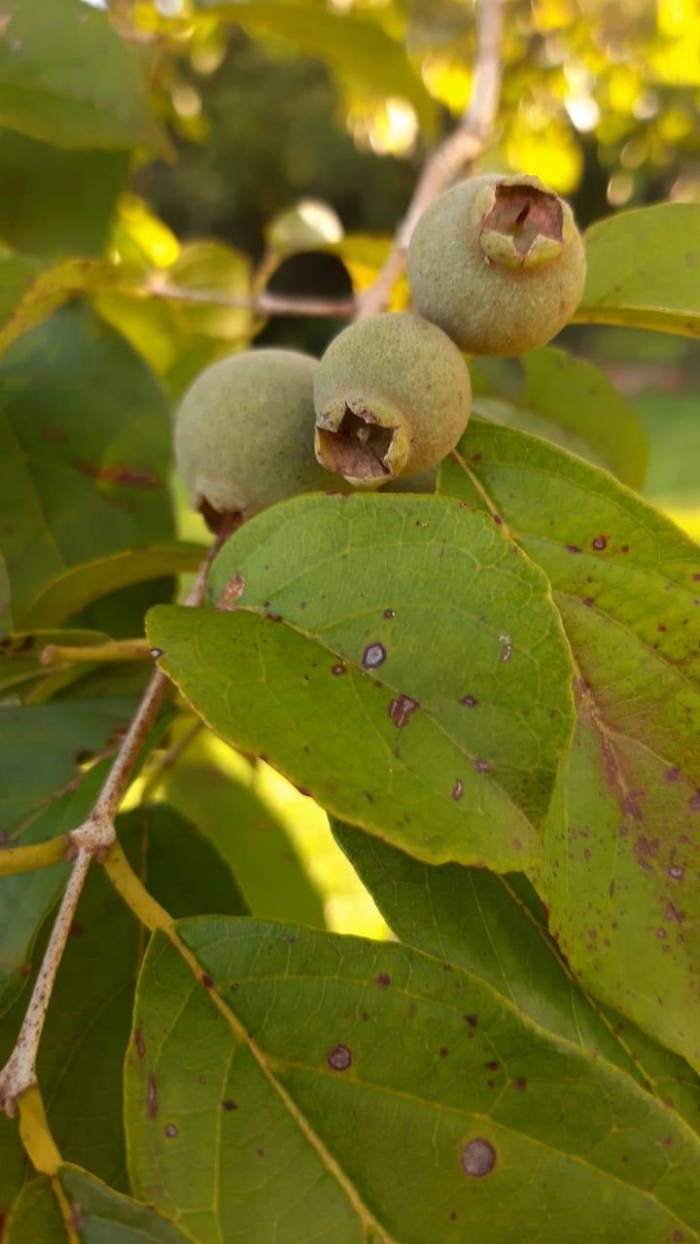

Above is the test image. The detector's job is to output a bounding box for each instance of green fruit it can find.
[313,313,471,488]
[406,173,587,356]
[175,348,335,528]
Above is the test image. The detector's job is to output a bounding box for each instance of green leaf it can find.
[471,346,648,489]
[0,804,248,1209]
[332,820,700,1132]
[0,697,173,1016]
[4,1168,195,1243]
[61,1165,195,1243]
[0,698,136,834]
[0,553,11,638]
[3,1176,65,1244]
[439,422,700,1067]
[126,917,700,1243]
[0,132,128,258]
[20,545,204,630]
[577,203,700,337]
[161,735,326,928]
[205,3,436,131]
[119,803,250,921]
[0,0,168,154]
[0,254,123,356]
[0,304,174,625]
[148,492,576,870]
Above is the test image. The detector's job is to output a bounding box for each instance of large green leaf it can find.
[0,698,172,1016]
[0,254,120,357]
[126,917,700,1243]
[0,0,167,153]
[471,346,648,489]
[0,698,136,835]
[0,132,127,259]
[333,820,700,1132]
[3,1176,65,1244]
[0,304,174,625]
[206,3,436,131]
[576,203,700,337]
[4,1169,195,1243]
[0,805,248,1213]
[439,422,700,1066]
[20,545,204,630]
[162,734,325,928]
[148,492,576,871]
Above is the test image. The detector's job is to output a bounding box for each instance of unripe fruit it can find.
[175,348,335,529]
[313,312,471,488]
[406,174,586,356]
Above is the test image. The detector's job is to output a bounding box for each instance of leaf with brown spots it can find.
[148,492,576,872]
[441,421,700,1067]
[124,917,700,1243]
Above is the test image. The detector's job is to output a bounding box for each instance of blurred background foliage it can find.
[2,0,700,934]
[114,0,700,523]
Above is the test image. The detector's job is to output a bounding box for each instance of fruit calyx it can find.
[479,178,565,270]
[315,400,410,486]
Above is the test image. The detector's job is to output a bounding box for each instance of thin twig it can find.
[356,0,506,320]
[0,849,91,1117]
[0,531,228,1117]
[40,638,151,666]
[145,280,356,320]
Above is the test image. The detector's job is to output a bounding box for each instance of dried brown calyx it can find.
[479,181,565,269]
[315,404,405,485]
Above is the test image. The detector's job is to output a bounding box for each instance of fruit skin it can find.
[406,174,586,356]
[313,312,471,488]
[175,348,336,527]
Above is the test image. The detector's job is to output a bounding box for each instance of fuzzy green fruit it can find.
[313,312,471,488]
[175,348,336,528]
[406,174,586,356]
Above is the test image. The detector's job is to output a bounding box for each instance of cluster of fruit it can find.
[175,174,586,528]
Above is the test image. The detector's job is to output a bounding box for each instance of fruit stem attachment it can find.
[0,528,231,1119]
[356,0,506,320]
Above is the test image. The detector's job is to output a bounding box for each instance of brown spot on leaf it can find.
[222,1099,238,1111]
[452,779,464,801]
[464,1014,478,1028]
[383,609,396,619]
[473,758,490,773]
[75,460,160,489]
[135,1029,146,1062]
[668,864,685,881]
[327,1044,352,1071]
[388,694,420,728]
[202,974,214,989]
[217,573,246,611]
[376,973,391,987]
[461,1137,497,1177]
[565,544,582,554]
[634,835,658,870]
[592,535,608,551]
[147,1074,158,1121]
[460,695,479,707]
[362,642,386,669]
[165,1124,179,1138]
[514,1077,527,1091]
